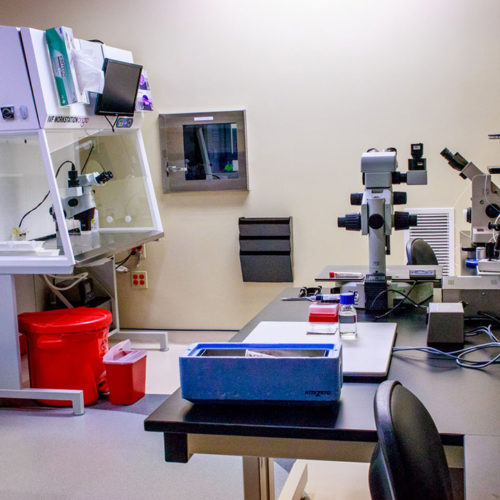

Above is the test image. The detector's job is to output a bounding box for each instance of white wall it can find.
[3,0,500,329]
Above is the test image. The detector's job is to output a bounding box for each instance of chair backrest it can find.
[369,380,453,500]
[406,238,439,266]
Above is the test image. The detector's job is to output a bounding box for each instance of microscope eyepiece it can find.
[440,148,454,162]
[96,170,114,184]
[440,148,468,171]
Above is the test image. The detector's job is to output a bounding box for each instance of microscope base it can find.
[364,274,388,312]
[477,259,500,274]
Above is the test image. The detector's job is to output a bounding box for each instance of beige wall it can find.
[3,0,500,329]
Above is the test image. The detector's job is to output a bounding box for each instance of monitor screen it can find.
[95,59,142,116]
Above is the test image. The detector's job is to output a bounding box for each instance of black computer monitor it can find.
[95,59,142,116]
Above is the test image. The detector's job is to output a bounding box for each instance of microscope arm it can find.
[441,148,500,245]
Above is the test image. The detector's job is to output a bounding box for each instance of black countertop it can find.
[145,288,500,444]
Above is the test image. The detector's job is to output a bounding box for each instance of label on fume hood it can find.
[47,115,89,126]
[194,116,214,121]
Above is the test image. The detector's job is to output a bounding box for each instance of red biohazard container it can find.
[19,333,28,355]
[18,307,112,406]
[103,340,146,405]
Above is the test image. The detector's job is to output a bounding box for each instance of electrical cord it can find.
[374,282,419,319]
[371,283,432,319]
[17,160,75,229]
[489,214,500,243]
[80,143,96,174]
[377,292,433,320]
[114,250,135,269]
[393,325,500,370]
[43,272,89,292]
[465,325,499,342]
[477,311,500,326]
[453,181,473,211]
[105,115,118,133]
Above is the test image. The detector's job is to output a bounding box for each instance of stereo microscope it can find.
[337,144,428,311]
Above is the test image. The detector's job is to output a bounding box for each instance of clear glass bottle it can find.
[339,292,357,339]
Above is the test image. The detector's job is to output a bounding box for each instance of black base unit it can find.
[239,217,293,282]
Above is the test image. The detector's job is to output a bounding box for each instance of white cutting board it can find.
[244,321,397,378]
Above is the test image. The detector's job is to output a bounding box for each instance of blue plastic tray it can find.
[179,343,342,405]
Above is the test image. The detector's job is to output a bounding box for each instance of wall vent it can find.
[404,207,455,276]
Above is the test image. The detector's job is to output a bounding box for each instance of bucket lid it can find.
[103,339,146,364]
[18,307,112,334]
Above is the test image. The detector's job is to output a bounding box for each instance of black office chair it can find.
[406,238,438,266]
[369,380,454,500]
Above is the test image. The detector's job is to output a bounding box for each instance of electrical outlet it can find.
[131,271,148,289]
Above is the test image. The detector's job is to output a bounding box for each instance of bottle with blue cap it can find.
[339,292,357,339]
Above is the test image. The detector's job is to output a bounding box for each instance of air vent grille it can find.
[404,208,455,276]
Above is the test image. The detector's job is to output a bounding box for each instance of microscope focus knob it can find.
[485,203,500,219]
[393,192,407,205]
[368,214,385,230]
[338,213,361,231]
[394,211,417,230]
[350,193,363,205]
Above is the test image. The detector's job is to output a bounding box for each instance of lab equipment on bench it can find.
[339,292,357,339]
[179,343,342,405]
[440,143,500,317]
[307,302,338,334]
[441,274,500,317]
[426,302,464,347]
[337,144,428,311]
[329,271,364,280]
[441,146,500,274]
[60,165,113,232]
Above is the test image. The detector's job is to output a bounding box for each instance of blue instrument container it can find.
[179,343,342,405]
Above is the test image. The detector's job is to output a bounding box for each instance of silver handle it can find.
[166,164,187,174]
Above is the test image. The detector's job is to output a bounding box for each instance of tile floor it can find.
[2,331,371,500]
[133,331,235,395]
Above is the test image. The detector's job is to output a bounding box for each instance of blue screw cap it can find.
[340,292,355,305]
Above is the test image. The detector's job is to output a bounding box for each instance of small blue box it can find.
[179,343,342,405]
